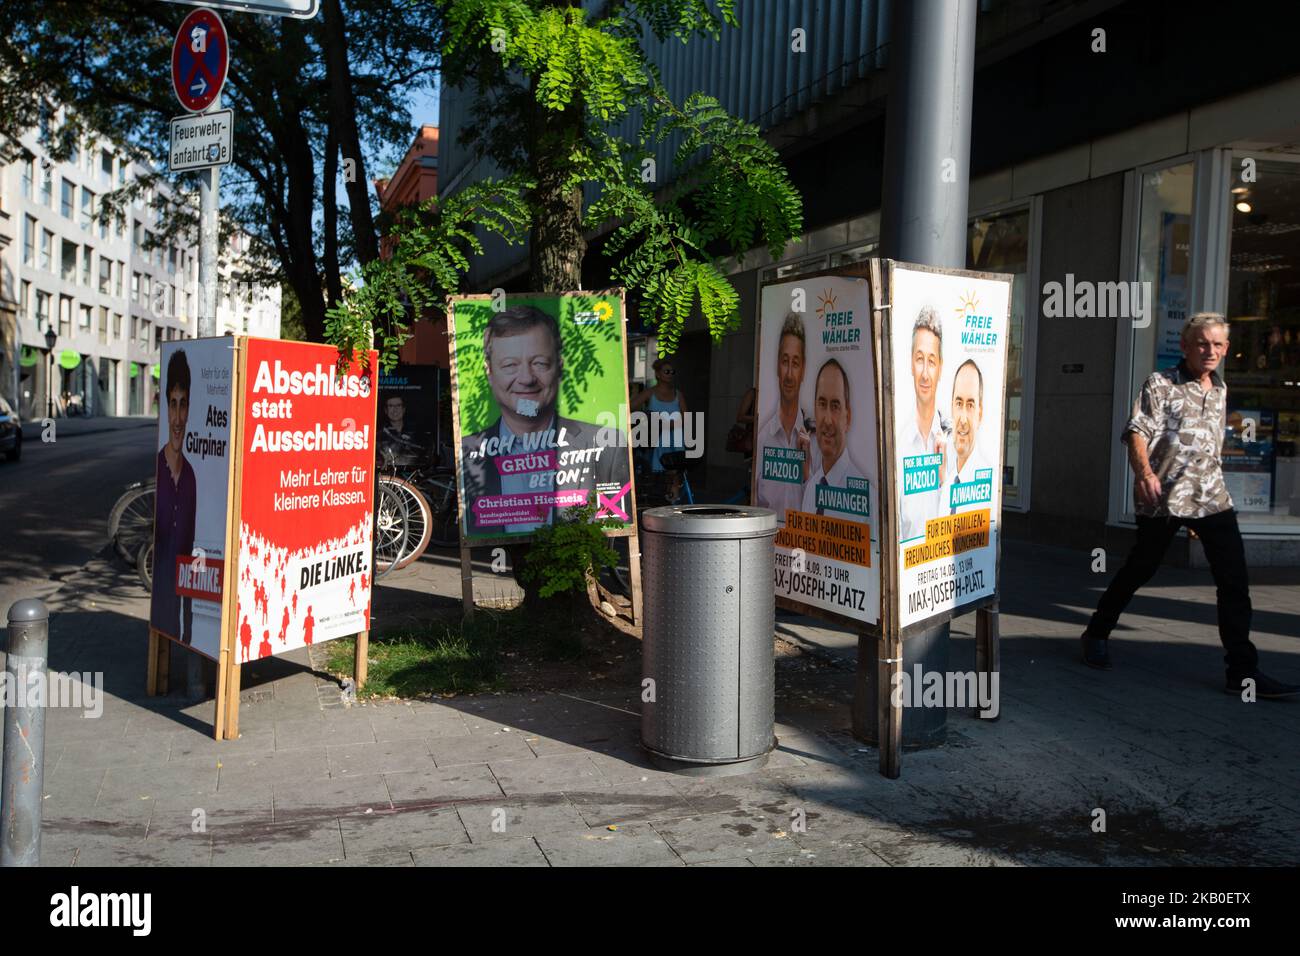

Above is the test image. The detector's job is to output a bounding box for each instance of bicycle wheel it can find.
[374,476,432,576]
[109,483,156,566]
[137,539,154,592]
[424,477,461,548]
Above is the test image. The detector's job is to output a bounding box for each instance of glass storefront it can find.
[1223,157,1300,528]
[967,206,1031,506]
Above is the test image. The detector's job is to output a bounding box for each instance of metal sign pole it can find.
[198,94,220,339]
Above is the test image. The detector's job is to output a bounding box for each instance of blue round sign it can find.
[172,8,229,113]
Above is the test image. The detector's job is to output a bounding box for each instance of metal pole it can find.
[197,92,221,338]
[190,94,221,701]
[861,0,978,749]
[2,599,50,867]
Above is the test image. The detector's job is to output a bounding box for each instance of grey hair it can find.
[913,305,943,357]
[778,313,806,356]
[1182,311,1230,342]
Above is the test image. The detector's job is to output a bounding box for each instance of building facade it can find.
[437,0,1300,565]
[0,107,281,421]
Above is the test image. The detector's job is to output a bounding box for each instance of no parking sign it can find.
[171,7,229,112]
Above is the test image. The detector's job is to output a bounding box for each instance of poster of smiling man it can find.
[755,275,881,626]
[888,262,1012,630]
[448,292,635,542]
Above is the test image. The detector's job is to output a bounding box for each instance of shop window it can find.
[967,207,1031,504]
[1223,157,1300,528]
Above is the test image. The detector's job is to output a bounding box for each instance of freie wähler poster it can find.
[890,264,1011,629]
[235,339,378,662]
[450,293,634,541]
[755,275,880,625]
[150,338,234,661]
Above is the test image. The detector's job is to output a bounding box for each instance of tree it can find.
[328,0,803,365]
[0,0,443,342]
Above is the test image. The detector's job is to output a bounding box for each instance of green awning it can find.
[130,363,140,378]
[58,349,81,370]
[151,363,160,380]
[19,346,40,368]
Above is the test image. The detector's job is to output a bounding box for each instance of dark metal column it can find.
[858,0,978,749]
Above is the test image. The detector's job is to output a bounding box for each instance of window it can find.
[61,239,77,281]
[98,306,109,344]
[154,325,163,350]
[69,140,79,167]
[21,159,33,199]
[1222,155,1300,530]
[20,281,31,320]
[36,291,52,330]
[61,179,74,218]
[22,215,36,266]
[169,247,177,275]
[131,271,140,302]
[79,304,91,330]
[130,315,138,341]
[101,149,113,183]
[113,313,123,339]
[59,294,72,337]
[80,247,91,287]
[40,229,53,271]
[99,256,112,294]
[115,261,125,298]
[968,205,1033,507]
[118,161,126,187]
[140,319,150,346]
[40,167,52,206]
[81,189,94,230]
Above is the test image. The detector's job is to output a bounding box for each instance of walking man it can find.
[1082,312,1298,698]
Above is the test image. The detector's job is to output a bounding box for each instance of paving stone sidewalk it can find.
[6,537,1299,867]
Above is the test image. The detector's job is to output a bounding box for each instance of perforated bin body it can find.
[640,505,778,764]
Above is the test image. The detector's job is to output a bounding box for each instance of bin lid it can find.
[641,504,778,538]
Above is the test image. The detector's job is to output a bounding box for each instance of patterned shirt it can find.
[1123,362,1233,518]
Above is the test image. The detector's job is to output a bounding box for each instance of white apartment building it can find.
[0,108,280,421]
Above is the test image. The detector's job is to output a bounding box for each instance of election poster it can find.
[755,275,881,625]
[150,338,235,660]
[448,292,635,542]
[378,364,445,469]
[888,262,1012,629]
[234,338,379,661]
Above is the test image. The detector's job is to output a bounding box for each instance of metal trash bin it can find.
[640,504,778,775]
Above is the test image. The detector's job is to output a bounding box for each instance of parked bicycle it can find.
[108,477,155,589]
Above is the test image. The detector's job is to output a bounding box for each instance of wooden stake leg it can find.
[219,651,241,741]
[627,531,644,627]
[975,604,1000,721]
[354,629,369,689]
[877,632,903,779]
[460,544,475,619]
[146,628,170,696]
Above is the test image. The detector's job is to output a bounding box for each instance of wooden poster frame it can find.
[445,290,642,624]
[145,335,371,740]
[876,259,1012,775]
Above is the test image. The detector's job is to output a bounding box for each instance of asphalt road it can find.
[0,422,156,615]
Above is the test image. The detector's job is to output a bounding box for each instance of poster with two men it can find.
[754,263,1011,632]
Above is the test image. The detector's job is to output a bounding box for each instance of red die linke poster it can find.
[236,340,378,661]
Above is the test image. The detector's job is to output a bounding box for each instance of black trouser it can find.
[1086,508,1257,678]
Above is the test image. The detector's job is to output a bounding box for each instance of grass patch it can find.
[325,604,589,699]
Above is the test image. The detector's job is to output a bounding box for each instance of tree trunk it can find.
[528,97,586,290]
[323,127,343,311]
[322,0,380,267]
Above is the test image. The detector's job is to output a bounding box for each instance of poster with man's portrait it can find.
[377,364,442,470]
[755,275,880,625]
[150,338,235,660]
[888,263,1012,629]
[448,292,635,542]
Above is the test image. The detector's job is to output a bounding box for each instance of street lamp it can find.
[44,325,57,419]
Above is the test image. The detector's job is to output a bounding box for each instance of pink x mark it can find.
[596,481,633,521]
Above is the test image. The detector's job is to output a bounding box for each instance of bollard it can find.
[2,599,49,867]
